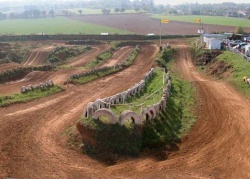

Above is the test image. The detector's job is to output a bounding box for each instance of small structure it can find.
[207,38,221,50]
[203,34,225,41]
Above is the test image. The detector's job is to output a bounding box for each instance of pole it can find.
[160,20,162,47]
[200,21,202,47]
[163,67,165,84]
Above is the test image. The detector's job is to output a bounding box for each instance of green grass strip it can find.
[72,66,122,84]
[84,50,113,68]
[152,14,250,27]
[110,67,166,115]
[0,16,128,35]
[142,48,196,148]
[0,86,63,107]
[217,51,250,96]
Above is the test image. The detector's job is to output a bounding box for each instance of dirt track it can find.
[0,45,135,95]
[66,44,109,67]
[99,46,134,67]
[1,41,250,178]
[22,46,55,66]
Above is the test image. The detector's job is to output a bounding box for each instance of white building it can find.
[206,38,221,50]
[202,34,225,49]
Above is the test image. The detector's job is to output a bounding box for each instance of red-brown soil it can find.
[66,44,109,67]
[99,46,134,67]
[22,46,55,66]
[1,39,250,178]
[0,44,134,95]
[70,14,250,35]
[0,62,21,72]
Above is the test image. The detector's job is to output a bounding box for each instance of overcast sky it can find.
[153,0,248,5]
[0,0,248,5]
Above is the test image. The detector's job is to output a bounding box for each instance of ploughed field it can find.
[1,39,250,178]
[70,14,250,35]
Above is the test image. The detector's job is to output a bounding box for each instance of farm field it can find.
[152,14,250,27]
[1,38,250,179]
[71,14,250,35]
[0,16,128,35]
[1,14,250,35]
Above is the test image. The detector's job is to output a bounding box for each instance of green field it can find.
[152,14,250,27]
[67,8,144,15]
[0,16,129,35]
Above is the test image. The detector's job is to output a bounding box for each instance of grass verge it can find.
[142,48,196,148]
[216,51,250,96]
[0,85,63,107]
[110,68,166,115]
[152,14,250,27]
[84,50,113,68]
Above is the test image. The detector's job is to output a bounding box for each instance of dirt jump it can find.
[0,40,250,178]
[22,46,55,66]
[66,44,109,67]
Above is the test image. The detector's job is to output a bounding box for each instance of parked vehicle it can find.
[233,42,247,50]
[230,40,243,46]
[244,37,250,43]
[245,45,250,56]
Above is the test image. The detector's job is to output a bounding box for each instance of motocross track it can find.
[66,44,109,67]
[0,45,135,95]
[0,63,21,72]
[22,46,55,66]
[1,40,250,178]
[99,46,134,67]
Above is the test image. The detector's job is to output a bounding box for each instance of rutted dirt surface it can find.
[0,62,21,72]
[1,40,250,178]
[0,44,158,178]
[66,44,109,67]
[0,45,132,95]
[99,46,134,67]
[22,46,55,66]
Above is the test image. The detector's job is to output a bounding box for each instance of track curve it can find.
[1,42,250,178]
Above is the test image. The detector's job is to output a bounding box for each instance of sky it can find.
[153,0,249,5]
[0,0,248,6]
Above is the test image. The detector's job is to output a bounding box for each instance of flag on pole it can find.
[161,19,169,23]
[194,18,201,23]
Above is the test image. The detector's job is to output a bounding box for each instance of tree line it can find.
[0,10,55,20]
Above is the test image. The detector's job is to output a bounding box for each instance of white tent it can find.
[207,38,221,50]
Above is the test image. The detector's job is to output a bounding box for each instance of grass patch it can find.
[73,66,122,84]
[110,68,166,115]
[142,49,196,148]
[84,50,113,68]
[216,51,250,96]
[152,14,250,28]
[48,45,92,65]
[0,16,128,35]
[0,85,63,107]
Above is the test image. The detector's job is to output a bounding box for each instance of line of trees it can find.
[0,9,55,20]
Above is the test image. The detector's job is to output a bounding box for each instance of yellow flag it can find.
[194,18,201,23]
[161,19,169,23]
